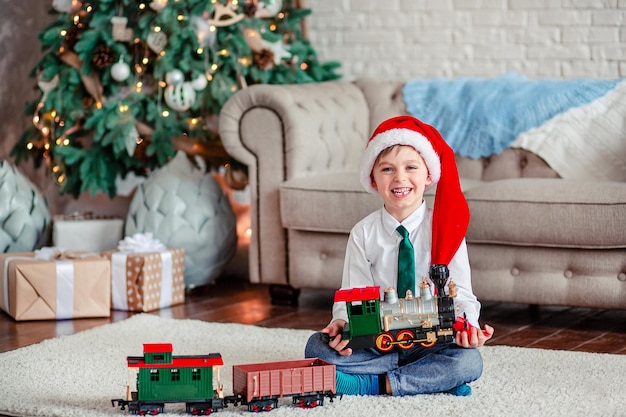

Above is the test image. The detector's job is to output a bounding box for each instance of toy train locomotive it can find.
[111,343,337,415]
[336,264,460,352]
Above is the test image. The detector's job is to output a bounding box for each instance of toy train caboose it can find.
[337,264,458,352]
[111,343,337,415]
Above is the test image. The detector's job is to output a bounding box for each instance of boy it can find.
[304,115,494,397]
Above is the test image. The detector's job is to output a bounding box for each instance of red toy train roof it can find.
[127,353,224,368]
[334,286,381,303]
[143,343,173,353]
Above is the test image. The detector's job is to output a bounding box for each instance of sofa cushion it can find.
[280,173,380,233]
[280,172,484,234]
[465,178,626,249]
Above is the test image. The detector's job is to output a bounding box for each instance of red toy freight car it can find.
[233,358,336,411]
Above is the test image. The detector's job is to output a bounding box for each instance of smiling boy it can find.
[305,115,493,397]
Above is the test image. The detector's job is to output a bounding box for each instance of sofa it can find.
[218,78,626,308]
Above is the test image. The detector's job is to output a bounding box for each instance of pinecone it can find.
[243,2,258,17]
[92,45,115,69]
[253,49,275,70]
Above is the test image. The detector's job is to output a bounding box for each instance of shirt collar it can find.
[381,201,428,236]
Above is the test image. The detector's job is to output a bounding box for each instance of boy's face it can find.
[371,145,432,222]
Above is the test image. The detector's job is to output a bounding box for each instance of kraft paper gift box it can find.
[103,234,185,312]
[53,213,124,252]
[0,249,111,321]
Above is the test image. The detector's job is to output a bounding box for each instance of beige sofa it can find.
[219,78,626,308]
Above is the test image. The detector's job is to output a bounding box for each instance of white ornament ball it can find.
[111,59,131,82]
[191,74,208,91]
[164,82,196,111]
[0,161,51,252]
[125,151,237,288]
[165,69,184,86]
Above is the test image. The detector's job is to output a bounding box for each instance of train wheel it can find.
[421,340,436,348]
[298,399,319,408]
[375,332,394,352]
[396,330,415,350]
[191,407,213,415]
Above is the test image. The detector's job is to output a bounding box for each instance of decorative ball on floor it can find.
[125,151,237,288]
[0,161,51,252]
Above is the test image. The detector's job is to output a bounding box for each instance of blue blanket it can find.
[402,73,622,158]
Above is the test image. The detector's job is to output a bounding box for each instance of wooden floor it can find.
[2,276,626,354]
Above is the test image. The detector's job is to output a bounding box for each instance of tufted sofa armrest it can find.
[219,81,370,286]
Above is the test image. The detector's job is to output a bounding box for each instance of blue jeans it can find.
[304,332,483,396]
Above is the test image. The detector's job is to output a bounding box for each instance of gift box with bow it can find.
[102,233,185,312]
[0,248,111,321]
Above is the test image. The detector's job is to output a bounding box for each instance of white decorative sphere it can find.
[111,59,131,82]
[164,82,196,111]
[191,74,208,91]
[125,152,237,288]
[165,69,184,86]
[0,161,51,252]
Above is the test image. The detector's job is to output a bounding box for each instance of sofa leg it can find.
[269,284,301,306]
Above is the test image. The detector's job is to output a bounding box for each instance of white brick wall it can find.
[305,0,626,80]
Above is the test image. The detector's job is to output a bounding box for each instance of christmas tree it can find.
[12,0,340,197]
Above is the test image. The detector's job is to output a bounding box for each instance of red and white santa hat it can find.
[359,115,470,266]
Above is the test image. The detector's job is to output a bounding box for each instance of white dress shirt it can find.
[332,201,481,328]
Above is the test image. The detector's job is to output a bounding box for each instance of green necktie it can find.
[396,225,415,298]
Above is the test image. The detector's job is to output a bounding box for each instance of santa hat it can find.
[359,115,470,266]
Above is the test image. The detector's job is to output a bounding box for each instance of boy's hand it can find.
[322,319,353,356]
[453,316,494,348]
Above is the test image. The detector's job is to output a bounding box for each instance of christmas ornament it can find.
[52,0,78,13]
[164,82,196,111]
[37,74,59,103]
[243,2,258,17]
[255,0,283,18]
[125,151,237,288]
[253,49,275,70]
[0,161,51,252]
[243,27,264,52]
[262,39,291,65]
[147,30,167,54]
[165,69,184,86]
[209,2,245,27]
[125,126,140,156]
[111,16,133,42]
[190,74,208,91]
[149,0,168,12]
[190,16,217,48]
[92,44,115,69]
[111,58,131,82]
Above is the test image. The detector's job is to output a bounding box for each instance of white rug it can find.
[1,314,625,417]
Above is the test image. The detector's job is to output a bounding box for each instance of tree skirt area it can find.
[1,314,624,417]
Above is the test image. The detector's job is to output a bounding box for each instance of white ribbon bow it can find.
[117,233,167,253]
[34,246,67,260]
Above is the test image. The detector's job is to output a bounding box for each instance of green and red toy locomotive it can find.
[335,264,460,352]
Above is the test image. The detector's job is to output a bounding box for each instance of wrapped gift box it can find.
[0,251,111,321]
[53,214,124,252]
[103,248,185,312]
